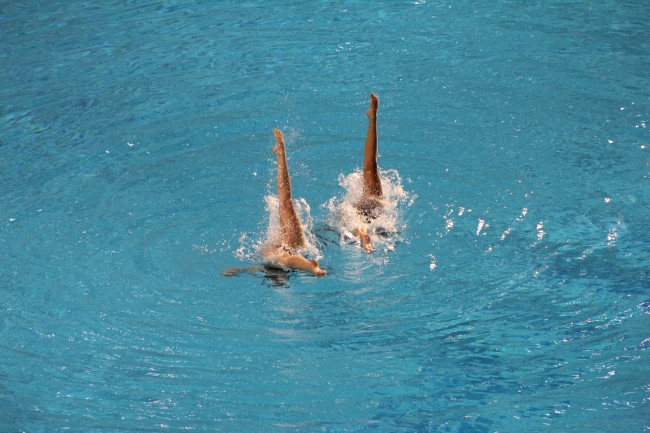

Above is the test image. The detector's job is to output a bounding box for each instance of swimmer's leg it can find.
[273,128,307,249]
[353,93,383,253]
[362,93,383,199]
[354,226,374,253]
[276,253,326,276]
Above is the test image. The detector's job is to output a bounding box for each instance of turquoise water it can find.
[2,1,649,432]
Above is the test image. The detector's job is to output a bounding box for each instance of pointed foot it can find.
[310,259,326,276]
[354,227,375,252]
[272,128,285,156]
[366,93,379,120]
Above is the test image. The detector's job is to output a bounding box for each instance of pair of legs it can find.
[257,93,381,275]
[354,93,383,252]
[264,129,326,276]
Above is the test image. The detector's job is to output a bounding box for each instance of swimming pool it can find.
[1,1,648,432]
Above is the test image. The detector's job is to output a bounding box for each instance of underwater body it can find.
[1,1,649,432]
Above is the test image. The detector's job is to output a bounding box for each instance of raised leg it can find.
[354,93,383,253]
[273,128,306,250]
[362,93,383,199]
[270,129,326,276]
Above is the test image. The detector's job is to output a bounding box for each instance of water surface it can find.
[1,1,649,432]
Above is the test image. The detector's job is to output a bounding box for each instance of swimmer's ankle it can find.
[272,128,285,156]
[366,93,379,120]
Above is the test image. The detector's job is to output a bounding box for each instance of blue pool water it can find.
[1,1,649,432]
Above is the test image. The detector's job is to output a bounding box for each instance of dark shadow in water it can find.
[313,226,340,247]
[222,265,290,287]
[313,224,400,248]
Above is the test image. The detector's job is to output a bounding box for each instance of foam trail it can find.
[326,168,414,251]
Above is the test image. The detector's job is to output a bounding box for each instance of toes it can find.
[273,128,284,143]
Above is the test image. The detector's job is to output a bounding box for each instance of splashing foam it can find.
[326,168,413,249]
[536,221,546,241]
[428,254,437,271]
[235,232,252,261]
[268,195,321,257]
[476,218,487,236]
[234,196,321,264]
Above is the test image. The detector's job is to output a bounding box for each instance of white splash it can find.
[326,168,413,250]
[235,232,252,261]
[501,207,528,240]
[259,195,321,260]
[428,254,437,271]
[607,226,618,246]
[476,218,487,236]
[536,222,546,241]
[234,195,321,263]
[442,207,458,232]
[517,207,528,221]
[445,218,455,231]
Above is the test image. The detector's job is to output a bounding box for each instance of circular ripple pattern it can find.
[1,1,648,432]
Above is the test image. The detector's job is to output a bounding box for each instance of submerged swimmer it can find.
[354,93,384,252]
[264,129,326,276]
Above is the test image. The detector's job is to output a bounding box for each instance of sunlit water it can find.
[1,1,649,432]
